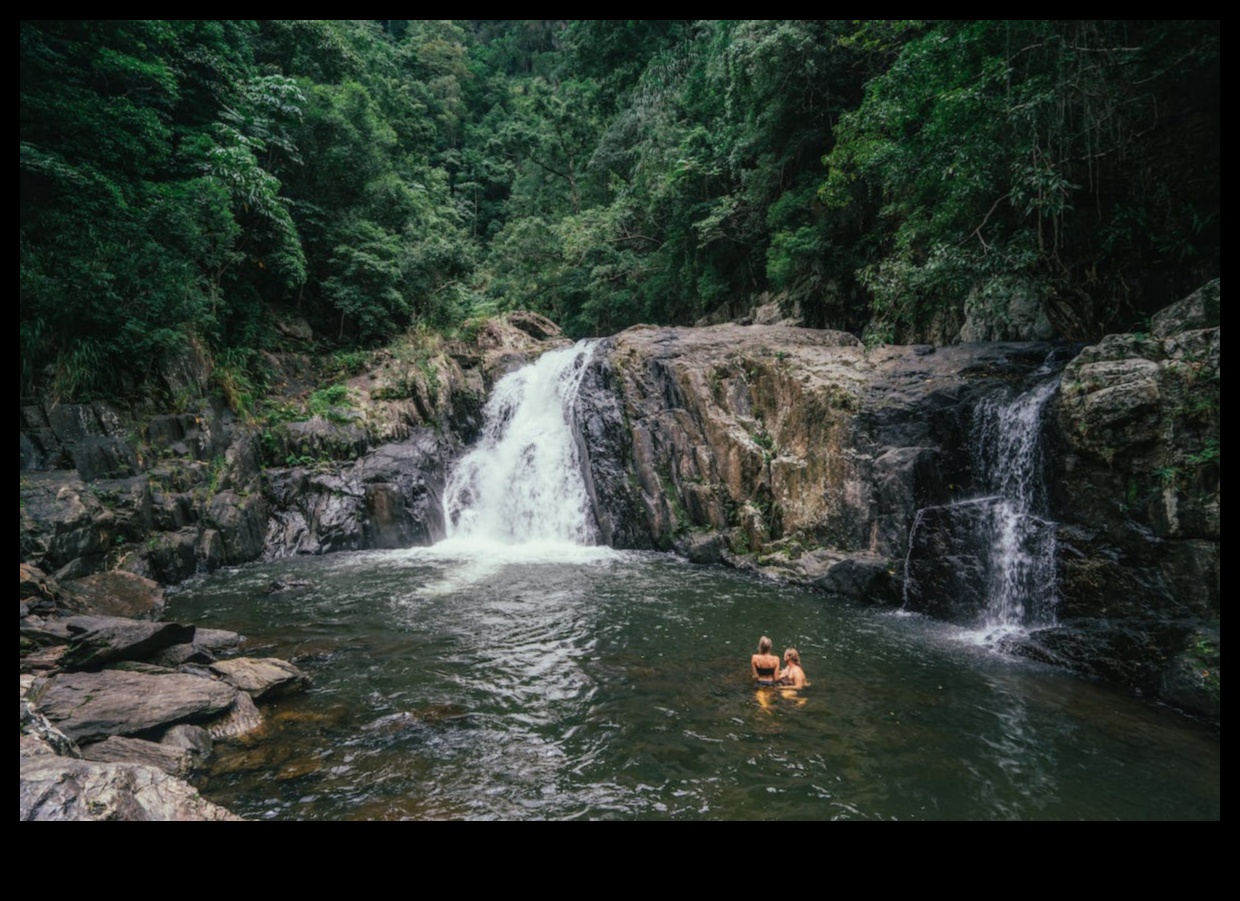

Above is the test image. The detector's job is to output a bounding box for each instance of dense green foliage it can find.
[824,21,1220,342]
[21,20,1219,401]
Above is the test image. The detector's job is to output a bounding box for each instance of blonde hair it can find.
[783,648,800,665]
[758,636,772,653]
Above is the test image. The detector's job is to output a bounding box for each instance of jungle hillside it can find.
[21,20,1220,404]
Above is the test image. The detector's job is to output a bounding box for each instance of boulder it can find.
[147,642,216,668]
[505,310,562,341]
[79,736,197,777]
[209,657,309,700]
[59,570,165,619]
[1151,278,1219,336]
[34,669,237,743]
[161,724,214,767]
[20,756,240,821]
[60,615,195,669]
[207,490,269,564]
[207,690,263,740]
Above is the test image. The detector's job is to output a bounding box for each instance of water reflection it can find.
[170,550,1219,820]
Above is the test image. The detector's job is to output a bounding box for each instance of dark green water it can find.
[167,545,1220,820]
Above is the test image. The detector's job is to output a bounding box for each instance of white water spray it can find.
[442,342,598,548]
[902,360,1062,639]
[970,376,1061,631]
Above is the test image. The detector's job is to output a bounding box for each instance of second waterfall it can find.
[443,342,598,546]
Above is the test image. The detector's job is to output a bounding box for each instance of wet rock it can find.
[209,657,310,700]
[20,472,110,578]
[751,548,898,604]
[263,433,446,558]
[206,690,263,740]
[674,532,727,565]
[280,417,370,463]
[207,490,268,564]
[34,669,237,743]
[262,468,365,556]
[1159,626,1220,721]
[1012,618,1188,697]
[581,325,1051,563]
[1051,282,1219,713]
[902,501,1016,622]
[810,553,898,603]
[140,529,202,584]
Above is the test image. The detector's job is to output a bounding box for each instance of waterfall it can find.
[970,375,1060,630]
[903,360,1061,635]
[442,342,598,546]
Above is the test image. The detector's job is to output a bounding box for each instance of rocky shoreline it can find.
[20,566,307,820]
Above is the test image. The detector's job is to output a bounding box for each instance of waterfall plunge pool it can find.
[167,546,1220,820]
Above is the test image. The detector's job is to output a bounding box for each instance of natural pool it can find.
[168,542,1220,820]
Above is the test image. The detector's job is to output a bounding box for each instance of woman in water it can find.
[751,636,781,686]
[779,648,807,690]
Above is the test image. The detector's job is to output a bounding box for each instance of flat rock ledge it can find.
[34,669,238,744]
[210,657,310,699]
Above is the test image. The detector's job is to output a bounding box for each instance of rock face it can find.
[262,432,447,557]
[577,324,1062,568]
[1032,279,1221,715]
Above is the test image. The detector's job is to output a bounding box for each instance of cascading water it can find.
[903,359,1062,638]
[442,341,597,547]
[972,374,1061,634]
[970,375,1061,631]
